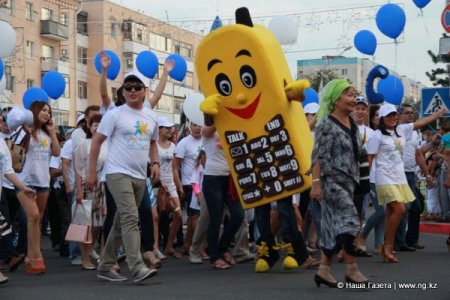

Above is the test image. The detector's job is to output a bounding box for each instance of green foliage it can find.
[426,34,450,87]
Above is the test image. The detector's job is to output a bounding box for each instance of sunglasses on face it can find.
[123,83,145,92]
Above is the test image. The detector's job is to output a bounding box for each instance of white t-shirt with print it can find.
[357,124,374,149]
[175,135,203,185]
[100,101,152,115]
[18,130,52,188]
[202,135,230,176]
[157,141,176,186]
[366,123,414,185]
[98,104,158,180]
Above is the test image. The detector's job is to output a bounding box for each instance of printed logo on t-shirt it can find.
[126,120,151,150]
[32,137,51,160]
[388,136,403,163]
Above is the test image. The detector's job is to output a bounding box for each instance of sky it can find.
[111,0,446,87]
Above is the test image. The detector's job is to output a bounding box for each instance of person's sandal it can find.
[211,259,231,270]
[222,252,236,265]
[165,249,182,259]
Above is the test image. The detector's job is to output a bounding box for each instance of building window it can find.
[111,87,117,102]
[123,52,134,69]
[26,79,34,88]
[63,76,70,98]
[341,69,348,76]
[7,0,15,15]
[111,22,118,37]
[174,97,183,114]
[25,2,33,21]
[132,23,147,44]
[155,95,171,112]
[41,7,53,21]
[149,32,167,52]
[77,47,87,65]
[52,109,69,126]
[26,40,34,58]
[42,45,55,59]
[78,81,88,99]
[172,40,193,59]
[60,12,68,25]
[77,12,88,35]
[184,72,193,88]
[5,65,15,93]
[60,49,69,61]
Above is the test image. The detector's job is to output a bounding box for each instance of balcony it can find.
[41,20,69,40]
[41,58,58,72]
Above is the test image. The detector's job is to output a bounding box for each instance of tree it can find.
[425,34,450,87]
[298,69,339,91]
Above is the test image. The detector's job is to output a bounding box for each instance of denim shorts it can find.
[15,185,49,194]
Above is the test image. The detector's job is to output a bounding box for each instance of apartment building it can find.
[0,0,202,126]
[297,57,426,104]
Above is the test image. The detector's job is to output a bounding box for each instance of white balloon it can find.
[7,107,25,131]
[0,21,16,58]
[183,93,205,126]
[0,76,5,92]
[268,16,298,45]
[24,109,34,125]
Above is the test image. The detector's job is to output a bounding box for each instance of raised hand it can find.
[100,51,111,70]
[200,94,222,115]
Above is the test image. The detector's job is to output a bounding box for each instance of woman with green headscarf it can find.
[309,79,368,288]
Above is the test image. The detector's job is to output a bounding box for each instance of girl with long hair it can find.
[16,101,60,274]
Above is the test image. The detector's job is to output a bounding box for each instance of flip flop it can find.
[165,250,182,259]
[355,248,373,257]
[211,259,231,270]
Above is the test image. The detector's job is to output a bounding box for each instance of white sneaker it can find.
[70,257,82,266]
[133,267,157,283]
[90,250,100,261]
[153,249,166,260]
[97,269,128,282]
[189,249,203,264]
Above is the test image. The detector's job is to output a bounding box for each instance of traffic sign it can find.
[421,87,450,116]
[442,5,450,33]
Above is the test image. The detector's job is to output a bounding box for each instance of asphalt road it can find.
[1,230,449,300]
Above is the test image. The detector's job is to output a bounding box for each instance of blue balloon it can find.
[413,0,431,9]
[0,59,3,81]
[377,75,404,105]
[94,50,121,80]
[365,65,389,104]
[167,54,187,81]
[302,88,319,106]
[354,30,377,55]
[42,71,65,99]
[376,3,406,39]
[23,87,49,109]
[210,16,223,32]
[136,50,159,79]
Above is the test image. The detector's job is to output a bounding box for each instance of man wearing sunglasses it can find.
[99,52,175,113]
[87,71,161,283]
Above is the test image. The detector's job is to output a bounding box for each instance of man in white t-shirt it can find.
[87,72,160,283]
[351,97,374,222]
[395,104,429,251]
[174,122,202,256]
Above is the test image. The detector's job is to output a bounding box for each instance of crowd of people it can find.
[0,59,449,286]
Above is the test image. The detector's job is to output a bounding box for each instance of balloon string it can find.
[420,10,439,54]
[394,39,398,72]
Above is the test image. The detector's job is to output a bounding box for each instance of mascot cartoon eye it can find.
[240,65,256,88]
[215,73,232,96]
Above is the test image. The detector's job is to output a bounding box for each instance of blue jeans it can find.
[361,183,385,248]
[395,172,417,247]
[67,190,81,260]
[202,175,244,263]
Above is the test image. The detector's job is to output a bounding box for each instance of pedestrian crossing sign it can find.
[421,87,450,117]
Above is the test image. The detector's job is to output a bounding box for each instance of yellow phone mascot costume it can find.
[195,7,315,272]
